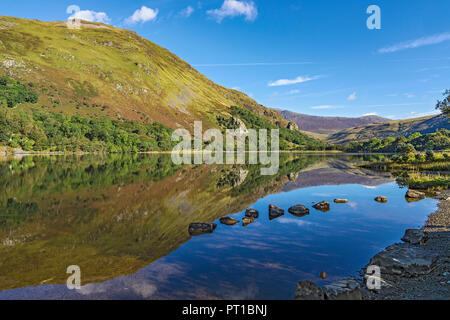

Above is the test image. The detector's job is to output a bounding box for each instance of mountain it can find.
[279,110,391,136]
[328,114,449,145]
[0,16,288,132]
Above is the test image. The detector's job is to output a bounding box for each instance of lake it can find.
[0,154,437,299]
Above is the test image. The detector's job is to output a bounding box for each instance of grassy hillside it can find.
[328,114,449,145]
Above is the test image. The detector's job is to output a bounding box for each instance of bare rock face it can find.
[375,196,387,203]
[323,279,362,300]
[368,243,439,277]
[287,121,299,131]
[401,229,429,245]
[313,201,330,211]
[245,208,259,219]
[219,217,239,226]
[293,280,324,300]
[405,189,425,201]
[288,205,310,217]
[269,204,284,220]
[188,223,217,236]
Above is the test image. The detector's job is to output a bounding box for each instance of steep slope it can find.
[0,16,285,132]
[279,110,391,135]
[328,114,449,145]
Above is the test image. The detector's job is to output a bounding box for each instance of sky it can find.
[1,0,449,120]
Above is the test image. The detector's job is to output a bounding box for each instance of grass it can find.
[397,173,450,191]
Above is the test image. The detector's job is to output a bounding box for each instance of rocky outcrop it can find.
[288,205,310,217]
[269,204,284,220]
[188,223,217,236]
[323,279,362,300]
[401,229,429,245]
[312,201,330,211]
[245,208,259,219]
[287,121,299,131]
[334,199,348,203]
[375,196,387,203]
[219,217,239,226]
[405,189,425,201]
[293,281,324,300]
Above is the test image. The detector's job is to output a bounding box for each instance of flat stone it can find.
[288,204,309,217]
[401,229,429,245]
[293,280,324,300]
[188,223,217,236]
[242,217,255,226]
[313,201,330,211]
[334,199,348,203]
[269,204,284,220]
[323,279,362,300]
[219,217,239,226]
[405,189,425,199]
[375,196,388,203]
[368,243,439,277]
[245,208,259,218]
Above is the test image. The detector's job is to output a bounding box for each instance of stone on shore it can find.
[334,199,348,203]
[219,217,239,226]
[401,229,429,245]
[323,279,362,300]
[269,204,284,220]
[188,223,217,236]
[375,196,387,203]
[242,217,255,226]
[293,280,324,300]
[245,208,259,218]
[368,243,439,277]
[288,204,309,217]
[313,201,330,211]
[405,189,425,201]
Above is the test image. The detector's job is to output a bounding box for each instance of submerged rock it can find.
[334,199,348,203]
[188,223,217,236]
[375,196,387,203]
[269,204,284,220]
[245,208,259,219]
[368,243,439,277]
[313,201,330,211]
[242,217,255,226]
[323,279,362,300]
[294,280,324,300]
[219,217,239,226]
[288,204,310,217]
[401,229,429,245]
[405,189,425,201]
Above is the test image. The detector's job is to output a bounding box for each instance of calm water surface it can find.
[0,154,437,299]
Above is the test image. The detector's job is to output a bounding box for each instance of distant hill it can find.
[328,114,449,145]
[279,110,391,135]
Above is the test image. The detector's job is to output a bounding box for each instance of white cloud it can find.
[126,6,158,24]
[405,93,416,98]
[207,0,258,23]
[268,75,321,87]
[379,32,450,53]
[347,92,357,101]
[68,6,110,24]
[179,6,195,18]
[288,89,300,95]
[310,105,341,110]
[362,112,377,116]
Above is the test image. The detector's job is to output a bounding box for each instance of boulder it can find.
[269,204,284,220]
[323,279,362,300]
[242,217,255,226]
[313,201,330,211]
[320,271,327,279]
[401,229,429,245]
[368,243,439,277]
[374,196,387,203]
[293,280,324,300]
[288,204,309,217]
[188,223,217,236]
[405,189,425,201]
[245,208,259,219]
[219,217,239,226]
[287,121,299,131]
[334,199,348,203]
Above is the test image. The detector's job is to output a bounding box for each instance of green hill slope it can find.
[328,114,449,145]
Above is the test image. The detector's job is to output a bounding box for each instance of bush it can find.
[426,150,435,162]
[0,76,39,108]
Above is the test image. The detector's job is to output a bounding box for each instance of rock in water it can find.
[405,189,425,201]
[375,196,387,203]
[368,243,439,277]
[334,199,348,203]
[401,229,429,245]
[323,279,362,300]
[288,205,310,217]
[242,217,255,226]
[293,280,324,300]
[313,201,330,211]
[219,217,239,226]
[188,223,217,236]
[269,204,284,220]
[245,208,259,218]
[320,271,327,279]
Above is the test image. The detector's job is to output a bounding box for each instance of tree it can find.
[436,89,450,117]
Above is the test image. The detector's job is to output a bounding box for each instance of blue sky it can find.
[1,0,449,119]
